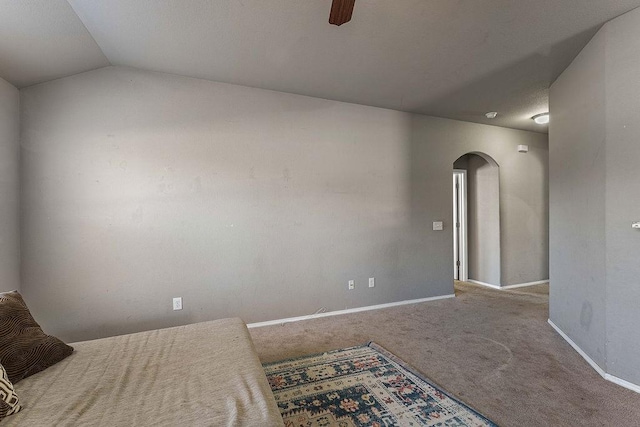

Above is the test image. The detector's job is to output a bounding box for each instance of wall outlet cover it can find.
[173,297,183,310]
[369,277,375,288]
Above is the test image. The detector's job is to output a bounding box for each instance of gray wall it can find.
[604,6,640,387]
[455,140,547,289]
[21,66,548,342]
[498,145,549,286]
[0,77,20,292]
[467,154,501,285]
[550,27,607,368]
[550,7,640,385]
[452,156,468,170]
[410,117,548,291]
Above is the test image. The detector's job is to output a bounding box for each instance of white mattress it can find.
[5,318,284,426]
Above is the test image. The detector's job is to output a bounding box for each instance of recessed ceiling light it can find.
[532,112,550,125]
[485,112,498,119]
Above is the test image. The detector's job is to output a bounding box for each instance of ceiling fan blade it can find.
[329,0,355,26]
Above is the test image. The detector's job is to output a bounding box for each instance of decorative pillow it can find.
[0,290,73,383]
[0,363,22,421]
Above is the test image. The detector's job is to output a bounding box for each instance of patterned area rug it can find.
[263,342,497,427]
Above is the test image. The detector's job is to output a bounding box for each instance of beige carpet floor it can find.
[250,281,640,426]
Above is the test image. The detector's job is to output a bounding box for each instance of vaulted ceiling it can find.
[1,0,639,133]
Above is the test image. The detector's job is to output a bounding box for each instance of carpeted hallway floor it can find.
[250,281,640,426]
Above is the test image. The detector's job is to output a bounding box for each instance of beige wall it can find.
[21,66,548,342]
[0,77,20,292]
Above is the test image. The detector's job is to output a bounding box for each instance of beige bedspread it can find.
[5,318,284,426]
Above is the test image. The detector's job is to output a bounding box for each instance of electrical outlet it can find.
[173,297,183,311]
[348,280,355,290]
[369,277,375,288]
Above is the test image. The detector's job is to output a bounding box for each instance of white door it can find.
[453,170,468,281]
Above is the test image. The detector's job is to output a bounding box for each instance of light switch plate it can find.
[433,221,444,231]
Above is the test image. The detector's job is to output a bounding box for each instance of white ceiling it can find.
[2,1,640,133]
[0,0,108,88]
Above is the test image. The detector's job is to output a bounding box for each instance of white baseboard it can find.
[467,279,548,290]
[247,294,455,329]
[502,280,549,289]
[606,373,640,394]
[548,319,640,394]
[547,319,607,377]
[467,280,502,289]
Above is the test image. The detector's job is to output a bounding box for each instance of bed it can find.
[3,317,284,426]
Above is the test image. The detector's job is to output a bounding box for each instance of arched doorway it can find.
[453,152,500,286]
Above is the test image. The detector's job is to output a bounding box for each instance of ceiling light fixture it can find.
[485,112,498,119]
[532,112,550,125]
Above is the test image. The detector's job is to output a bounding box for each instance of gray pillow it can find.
[0,291,73,383]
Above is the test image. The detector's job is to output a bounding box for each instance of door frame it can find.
[453,169,468,281]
